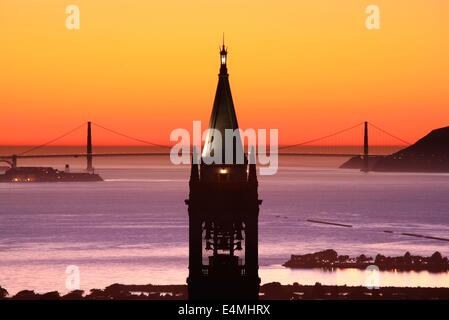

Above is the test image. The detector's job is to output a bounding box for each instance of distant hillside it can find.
[341,126,449,172]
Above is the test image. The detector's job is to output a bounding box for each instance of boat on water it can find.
[0,166,103,182]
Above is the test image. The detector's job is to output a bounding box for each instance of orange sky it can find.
[1,0,448,146]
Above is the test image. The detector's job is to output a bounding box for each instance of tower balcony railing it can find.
[201,265,246,277]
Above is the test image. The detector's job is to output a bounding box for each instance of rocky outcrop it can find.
[340,126,449,172]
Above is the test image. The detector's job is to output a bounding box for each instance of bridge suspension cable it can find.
[369,122,411,145]
[278,122,364,151]
[92,122,172,149]
[13,121,412,158]
[19,122,87,155]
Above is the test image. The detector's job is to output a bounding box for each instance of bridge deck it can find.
[0,152,382,159]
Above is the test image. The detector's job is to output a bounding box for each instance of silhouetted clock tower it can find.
[186,42,262,300]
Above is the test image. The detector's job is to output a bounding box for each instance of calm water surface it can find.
[1,155,449,294]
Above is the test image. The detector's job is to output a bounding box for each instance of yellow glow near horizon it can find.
[1,0,449,146]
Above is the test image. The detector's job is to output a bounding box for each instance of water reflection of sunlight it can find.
[260,266,449,288]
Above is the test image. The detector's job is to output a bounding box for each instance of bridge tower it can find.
[11,155,17,168]
[363,121,369,172]
[87,121,93,172]
[186,43,261,300]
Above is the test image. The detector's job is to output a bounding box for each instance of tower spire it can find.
[202,37,243,163]
[187,43,261,300]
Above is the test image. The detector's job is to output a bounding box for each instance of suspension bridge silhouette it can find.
[0,121,411,172]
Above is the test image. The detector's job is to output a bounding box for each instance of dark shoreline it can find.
[2,251,448,300]
[2,282,449,300]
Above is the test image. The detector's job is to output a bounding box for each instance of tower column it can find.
[11,155,17,168]
[87,122,93,172]
[188,214,203,275]
[245,215,259,273]
[363,121,369,172]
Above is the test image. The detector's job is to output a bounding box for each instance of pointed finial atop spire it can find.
[220,33,227,53]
